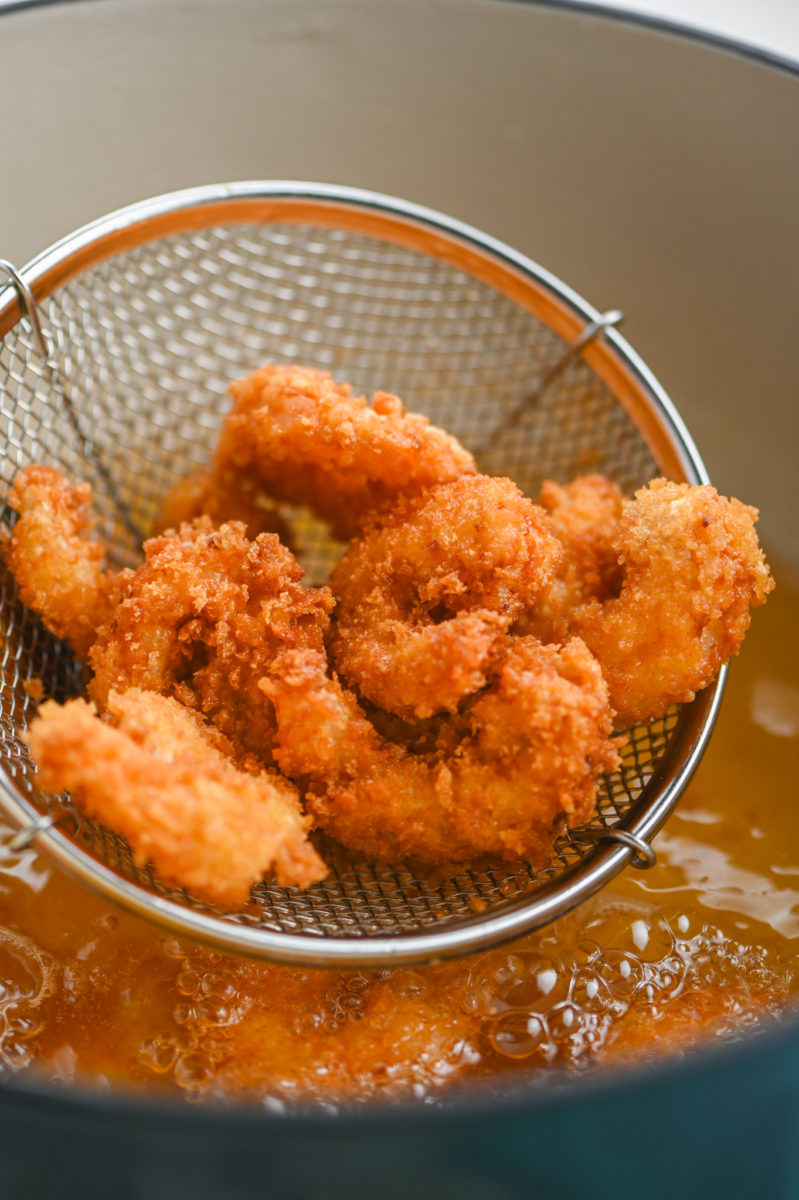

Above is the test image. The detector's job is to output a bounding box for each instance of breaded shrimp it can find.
[212,363,476,538]
[522,474,624,644]
[569,479,774,727]
[329,475,562,719]
[5,465,120,657]
[26,689,327,905]
[263,637,620,868]
[89,518,334,764]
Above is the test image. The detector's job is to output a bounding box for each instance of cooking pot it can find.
[0,2,797,1197]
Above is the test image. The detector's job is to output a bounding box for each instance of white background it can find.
[567,0,799,62]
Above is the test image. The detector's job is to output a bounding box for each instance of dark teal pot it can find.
[1,1020,798,1199]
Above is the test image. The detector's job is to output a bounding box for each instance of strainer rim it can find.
[0,180,722,966]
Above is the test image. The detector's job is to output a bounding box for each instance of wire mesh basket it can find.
[0,182,723,966]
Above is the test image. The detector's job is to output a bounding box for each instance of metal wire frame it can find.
[0,183,723,966]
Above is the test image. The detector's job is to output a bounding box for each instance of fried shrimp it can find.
[212,363,477,539]
[4,369,774,898]
[521,474,625,644]
[329,475,562,720]
[264,637,620,868]
[26,689,326,905]
[5,465,119,657]
[532,478,773,728]
[89,518,334,763]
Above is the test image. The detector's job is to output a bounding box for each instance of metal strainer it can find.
[0,182,722,967]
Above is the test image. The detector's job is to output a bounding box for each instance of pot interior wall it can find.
[1,0,797,570]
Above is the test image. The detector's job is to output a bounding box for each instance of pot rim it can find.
[1,0,798,77]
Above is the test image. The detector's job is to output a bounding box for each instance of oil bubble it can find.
[595,949,645,998]
[548,1003,578,1042]
[174,1051,213,1091]
[489,1010,550,1060]
[570,969,614,1013]
[172,1002,193,1025]
[384,970,426,999]
[0,1037,32,1070]
[194,997,232,1026]
[292,1011,326,1036]
[176,971,202,996]
[199,970,237,999]
[139,1036,178,1074]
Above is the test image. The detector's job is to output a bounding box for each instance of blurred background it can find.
[568,0,799,60]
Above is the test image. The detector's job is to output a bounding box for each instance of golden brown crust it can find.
[88,517,333,763]
[264,636,620,868]
[4,408,775,897]
[214,363,476,539]
[572,479,774,727]
[329,475,562,720]
[523,476,774,728]
[521,474,625,644]
[26,689,326,905]
[5,464,119,658]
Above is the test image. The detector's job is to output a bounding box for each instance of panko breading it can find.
[264,637,620,868]
[89,518,334,763]
[567,479,773,727]
[5,464,119,658]
[329,475,562,720]
[521,474,625,644]
[26,689,326,905]
[212,363,476,539]
[517,475,774,727]
[2,372,775,901]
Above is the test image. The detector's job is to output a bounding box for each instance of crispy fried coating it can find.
[5,428,773,895]
[26,689,326,905]
[522,474,625,644]
[264,637,620,868]
[89,518,334,763]
[154,465,290,543]
[5,465,119,657]
[212,363,476,539]
[329,475,562,720]
[565,479,774,728]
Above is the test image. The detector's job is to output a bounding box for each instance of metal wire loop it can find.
[0,260,51,361]
[533,308,625,398]
[4,814,57,855]
[569,826,657,869]
[475,308,625,456]
[0,260,145,543]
